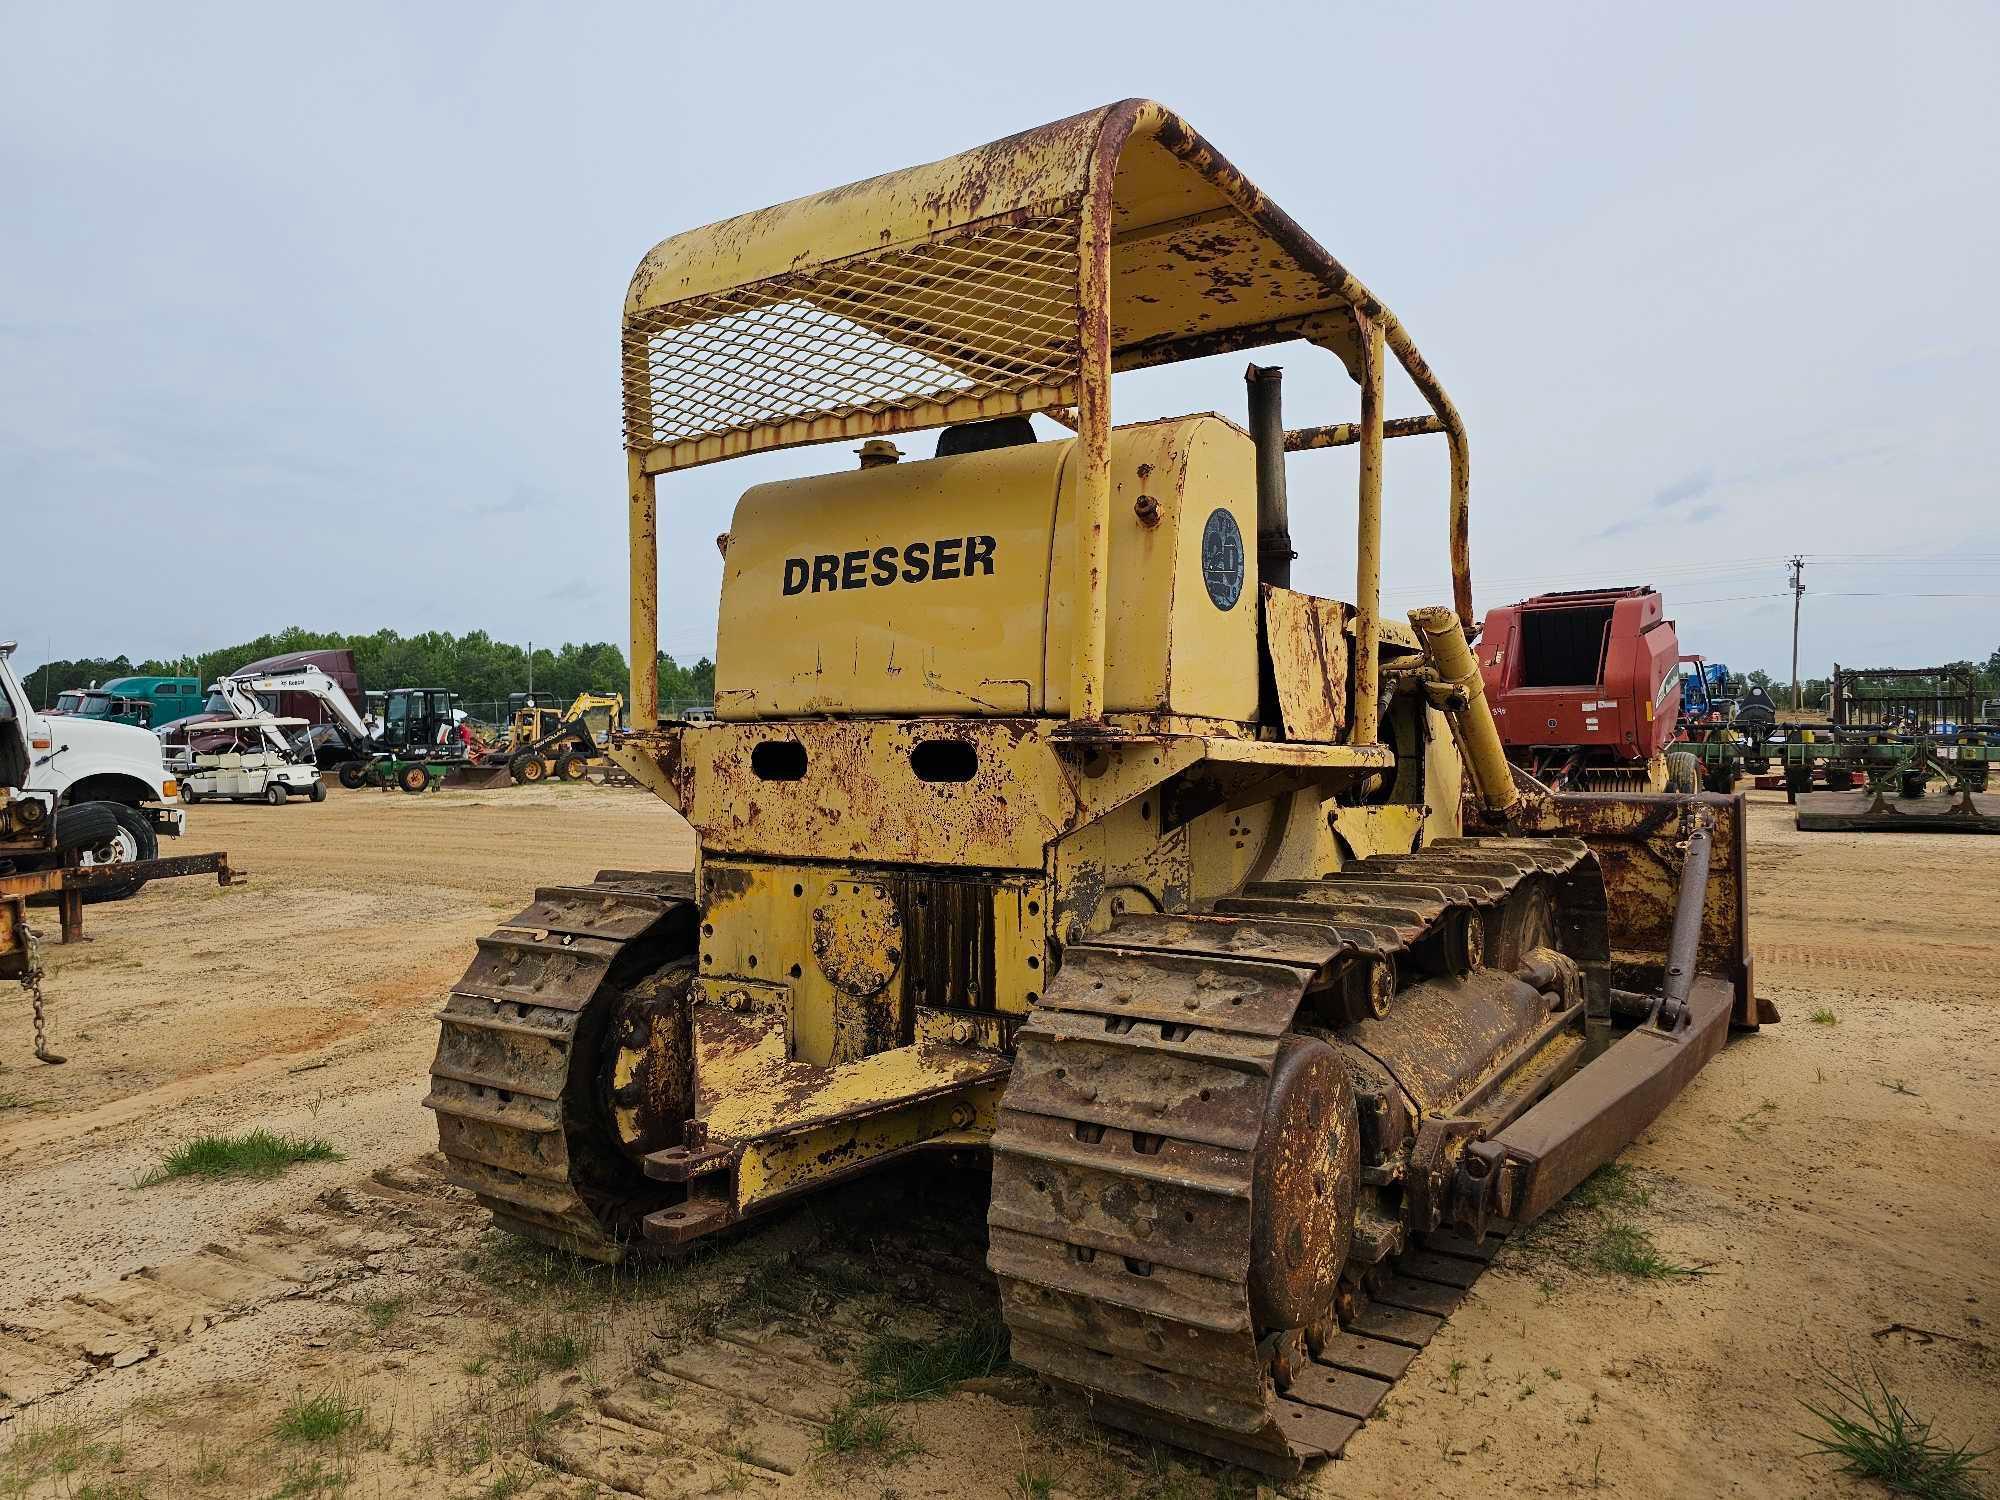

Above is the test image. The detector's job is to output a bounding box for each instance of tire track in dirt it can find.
[0,1161,467,1411]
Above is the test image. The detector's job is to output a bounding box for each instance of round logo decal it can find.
[1200,507,1245,611]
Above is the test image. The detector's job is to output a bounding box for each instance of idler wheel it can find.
[1249,1036,1360,1332]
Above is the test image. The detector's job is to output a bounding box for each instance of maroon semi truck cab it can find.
[1478,587,1682,783]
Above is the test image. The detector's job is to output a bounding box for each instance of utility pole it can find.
[1787,555,1805,710]
[527,639,534,702]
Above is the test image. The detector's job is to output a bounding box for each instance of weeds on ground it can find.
[1588,1222,1708,1281]
[137,1129,342,1186]
[268,1456,350,1497]
[856,1317,1008,1404]
[363,1293,409,1333]
[497,1321,587,1383]
[186,1440,229,1487]
[274,1392,366,1444]
[1517,1162,1710,1284]
[813,1315,1007,1466]
[1570,1162,1652,1213]
[1809,1007,1838,1025]
[0,1417,125,1494]
[817,1401,920,1462]
[1010,1466,1056,1500]
[1799,1364,1988,1500]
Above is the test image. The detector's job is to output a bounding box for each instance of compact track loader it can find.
[427,101,1764,1474]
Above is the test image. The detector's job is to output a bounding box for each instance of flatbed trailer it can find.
[4,847,245,1061]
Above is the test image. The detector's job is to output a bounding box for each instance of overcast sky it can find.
[6,3,1997,682]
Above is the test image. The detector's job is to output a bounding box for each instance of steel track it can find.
[989,836,1595,1475]
[424,870,696,1262]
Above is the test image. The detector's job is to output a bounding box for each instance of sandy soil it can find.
[0,784,1993,1499]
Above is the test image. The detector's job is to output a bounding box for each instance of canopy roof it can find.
[621,100,1459,475]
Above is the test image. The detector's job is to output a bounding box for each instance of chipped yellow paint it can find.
[715,416,1259,722]
[594,102,1510,1231]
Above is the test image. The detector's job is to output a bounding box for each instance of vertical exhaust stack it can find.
[1246,365,1292,590]
[1410,605,1519,817]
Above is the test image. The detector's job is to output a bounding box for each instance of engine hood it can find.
[26,710,170,798]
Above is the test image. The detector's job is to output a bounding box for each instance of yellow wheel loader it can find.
[427,101,1766,1475]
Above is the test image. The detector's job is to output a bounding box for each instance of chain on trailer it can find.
[21,922,66,1065]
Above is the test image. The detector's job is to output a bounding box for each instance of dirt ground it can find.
[1,782,1994,1499]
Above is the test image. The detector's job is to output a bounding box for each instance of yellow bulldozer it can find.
[427,101,1766,1474]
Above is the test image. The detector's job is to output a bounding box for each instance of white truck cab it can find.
[0,643,184,871]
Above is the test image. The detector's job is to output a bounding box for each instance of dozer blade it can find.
[446,763,513,790]
[1796,787,2000,834]
[1493,789,1770,1028]
[1486,973,1734,1224]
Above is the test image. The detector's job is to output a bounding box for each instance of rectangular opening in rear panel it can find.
[1520,606,1614,687]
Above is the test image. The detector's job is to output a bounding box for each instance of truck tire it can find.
[1822,767,1855,791]
[338,761,368,790]
[40,802,156,904]
[1899,771,1928,800]
[511,753,547,784]
[1665,752,1700,795]
[398,764,430,795]
[1783,764,1813,801]
[556,752,589,782]
[180,782,201,804]
[1702,764,1736,794]
[266,782,288,805]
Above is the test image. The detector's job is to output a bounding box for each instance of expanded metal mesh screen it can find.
[621,212,1082,460]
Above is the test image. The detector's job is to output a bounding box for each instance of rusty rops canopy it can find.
[620,99,1474,725]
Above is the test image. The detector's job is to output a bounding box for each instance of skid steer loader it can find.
[427,101,1765,1475]
[480,692,625,785]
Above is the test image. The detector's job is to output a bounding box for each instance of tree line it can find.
[19,627,715,717]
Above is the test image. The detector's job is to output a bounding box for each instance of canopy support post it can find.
[1068,178,1115,725]
[1352,312,1386,747]
[628,452,659,728]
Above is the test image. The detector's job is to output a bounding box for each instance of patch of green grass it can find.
[498,1322,587,1382]
[486,1471,531,1499]
[137,1129,342,1186]
[0,1089,46,1111]
[1801,1365,1988,1499]
[186,1441,228,1486]
[817,1401,919,1463]
[1588,1223,1708,1281]
[855,1317,1008,1404]
[363,1294,408,1333]
[269,1456,349,1498]
[1808,1007,1838,1025]
[1570,1162,1652,1213]
[1010,1466,1055,1500]
[0,1418,123,1492]
[75,1484,145,1500]
[275,1392,367,1444]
